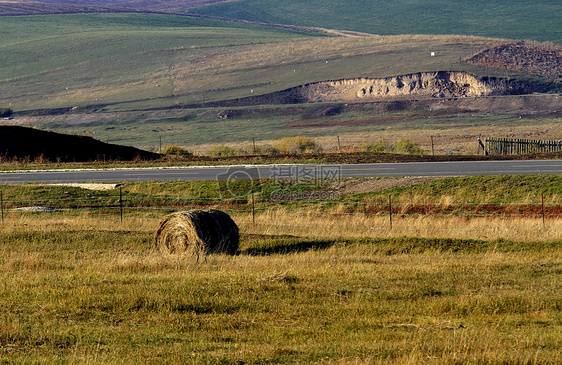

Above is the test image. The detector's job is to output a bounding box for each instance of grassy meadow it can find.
[190,0,562,43]
[25,94,562,155]
[0,13,322,111]
[1,176,562,363]
[1,7,561,361]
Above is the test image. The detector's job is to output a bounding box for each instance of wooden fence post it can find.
[119,186,123,223]
[389,195,393,230]
[252,190,255,226]
[431,136,435,156]
[542,193,545,226]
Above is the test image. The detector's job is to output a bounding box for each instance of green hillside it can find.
[190,0,562,43]
[1,12,512,112]
[0,13,321,111]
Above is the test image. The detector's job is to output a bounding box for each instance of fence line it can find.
[485,137,562,155]
[1,191,560,233]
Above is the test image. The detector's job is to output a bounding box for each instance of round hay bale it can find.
[154,209,239,256]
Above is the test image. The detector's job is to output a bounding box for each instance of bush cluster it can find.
[0,107,13,118]
[202,137,425,157]
[359,138,424,155]
[160,144,193,157]
[272,136,321,154]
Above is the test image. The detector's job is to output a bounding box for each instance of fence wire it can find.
[1,190,560,233]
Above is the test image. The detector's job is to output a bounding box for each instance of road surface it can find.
[0,160,560,184]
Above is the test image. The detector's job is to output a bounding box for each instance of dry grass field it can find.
[1,213,562,363]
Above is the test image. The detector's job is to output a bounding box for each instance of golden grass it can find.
[2,212,562,363]
[239,212,562,243]
[2,208,560,243]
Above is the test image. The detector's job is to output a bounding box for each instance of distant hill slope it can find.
[0,125,159,161]
[3,0,227,12]
[0,13,319,111]
[0,13,559,114]
[189,0,562,43]
[0,1,131,15]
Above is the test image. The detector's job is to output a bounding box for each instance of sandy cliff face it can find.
[299,71,536,102]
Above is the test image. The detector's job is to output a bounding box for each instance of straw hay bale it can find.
[154,209,239,256]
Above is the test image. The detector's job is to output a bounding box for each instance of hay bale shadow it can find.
[242,239,335,256]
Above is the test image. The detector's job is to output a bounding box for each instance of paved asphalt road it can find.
[0,160,560,184]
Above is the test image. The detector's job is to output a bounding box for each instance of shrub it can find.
[273,136,320,154]
[207,144,238,157]
[358,139,387,153]
[160,144,193,157]
[254,144,280,156]
[391,138,424,155]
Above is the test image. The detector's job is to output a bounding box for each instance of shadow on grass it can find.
[238,235,562,257]
[241,237,336,256]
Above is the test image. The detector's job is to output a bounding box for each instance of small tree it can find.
[160,144,193,157]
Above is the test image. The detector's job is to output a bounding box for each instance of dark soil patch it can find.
[464,41,562,80]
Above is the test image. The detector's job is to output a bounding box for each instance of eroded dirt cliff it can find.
[298,71,539,102]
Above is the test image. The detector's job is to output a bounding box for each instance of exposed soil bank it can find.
[284,71,555,103]
[14,72,561,118]
[179,71,560,110]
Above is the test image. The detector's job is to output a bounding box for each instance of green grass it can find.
[0,13,322,111]
[351,175,562,204]
[190,0,562,43]
[1,175,560,208]
[30,98,562,154]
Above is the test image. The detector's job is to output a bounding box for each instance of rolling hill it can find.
[189,0,562,43]
[4,12,559,114]
[0,0,223,13]
[9,0,561,43]
[0,13,323,111]
[0,4,560,154]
